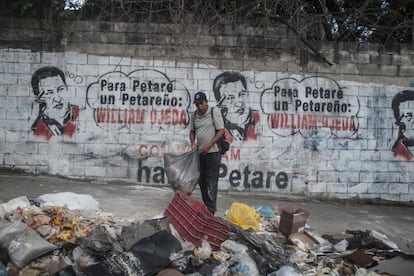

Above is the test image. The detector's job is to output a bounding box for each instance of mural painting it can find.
[30,66,79,140]
[392,90,414,160]
[212,72,260,143]
[25,67,372,193]
[86,69,191,131]
[260,76,360,138]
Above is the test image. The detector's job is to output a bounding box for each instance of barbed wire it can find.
[2,0,412,53]
[70,0,412,46]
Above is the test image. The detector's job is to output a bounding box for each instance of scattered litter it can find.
[225,202,261,231]
[272,265,301,276]
[76,225,123,257]
[0,192,411,275]
[289,231,319,251]
[346,248,375,267]
[253,204,276,218]
[164,191,230,251]
[0,221,57,268]
[334,239,349,252]
[195,240,212,260]
[370,229,400,250]
[121,217,170,250]
[278,207,310,237]
[0,196,31,220]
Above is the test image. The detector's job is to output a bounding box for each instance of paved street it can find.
[0,172,413,254]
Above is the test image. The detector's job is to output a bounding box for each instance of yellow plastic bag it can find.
[225,202,261,231]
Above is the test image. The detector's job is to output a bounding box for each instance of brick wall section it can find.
[1,17,414,204]
[1,17,413,85]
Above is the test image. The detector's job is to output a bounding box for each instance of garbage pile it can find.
[0,190,413,276]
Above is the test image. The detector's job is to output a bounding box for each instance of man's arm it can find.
[189,111,197,150]
[190,130,196,150]
[212,128,224,144]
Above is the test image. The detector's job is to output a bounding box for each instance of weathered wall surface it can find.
[1,17,414,203]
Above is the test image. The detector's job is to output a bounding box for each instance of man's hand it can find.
[199,144,211,155]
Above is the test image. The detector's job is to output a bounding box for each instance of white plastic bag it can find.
[38,192,100,210]
[272,265,301,276]
[196,240,212,260]
[233,252,259,276]
[164,150,200,195]
[0,196,31,220]
[334,239,349,252]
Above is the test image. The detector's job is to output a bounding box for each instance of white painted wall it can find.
[1,48,413,202]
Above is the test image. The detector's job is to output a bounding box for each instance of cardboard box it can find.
[289,231,319,251]
[346,249,374,267]
[278,207,310,237]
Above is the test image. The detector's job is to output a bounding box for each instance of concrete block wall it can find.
[1,18,414,203]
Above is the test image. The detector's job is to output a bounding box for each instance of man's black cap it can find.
[194,91,207,104]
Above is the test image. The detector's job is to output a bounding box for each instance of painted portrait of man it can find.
[213,72,259,142]
[31,66,79,140]
[391,90,414,160]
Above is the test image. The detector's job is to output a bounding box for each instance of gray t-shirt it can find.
[191,106,224,153]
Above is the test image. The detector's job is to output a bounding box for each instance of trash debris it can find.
[195,240,212,260]
[76,225,123,258]
[81,251,144,276]
[334,239,349,252]
[129,230,182,275]
[271,265,301,276]
[370,229,400,251]
[232,251,260,276]
[121,217,170,250]
[346,248,375,267]
[0,192,411,276]
[164,191,230,251]
[278,207,310,237]
[0,221,57,268]
[254,204,276,218]
[72,246,98,269]
[225,202,261,231]
[0,196,31,220]
[288,231,319,252]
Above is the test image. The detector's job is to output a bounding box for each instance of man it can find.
[213,71,259,142]
[190,91,225,214]
[31,66,79,140]
[391,90,414,160]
